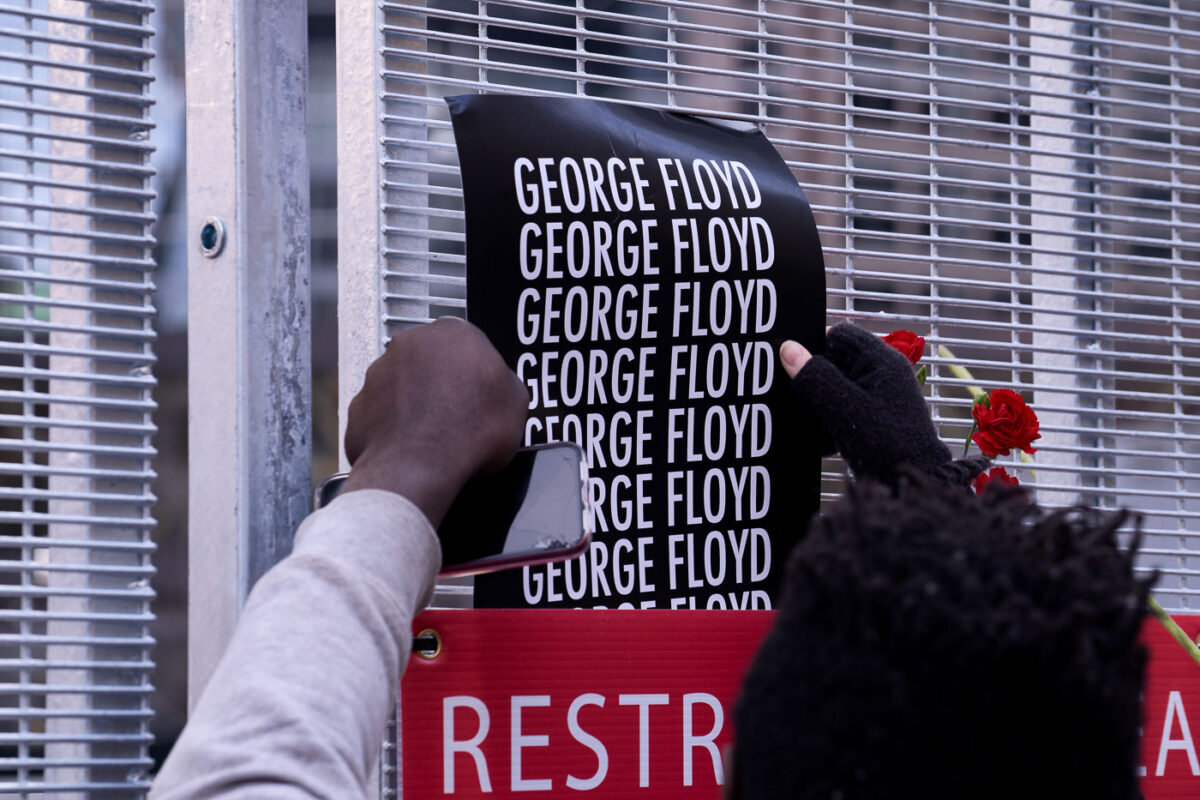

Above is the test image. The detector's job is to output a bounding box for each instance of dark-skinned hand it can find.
[342,317,530,527]
[778,322,988,488]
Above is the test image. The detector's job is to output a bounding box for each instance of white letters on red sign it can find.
[1157,691,1200,777]
[444,696,493,793]
[440,692,728,793]
[618,693,670,788]
[566,694,607,791]
[683,693,724,787]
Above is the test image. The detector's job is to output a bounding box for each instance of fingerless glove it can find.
[791,323,988,488]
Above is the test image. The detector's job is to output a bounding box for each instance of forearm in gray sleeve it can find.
[150,490,441,800]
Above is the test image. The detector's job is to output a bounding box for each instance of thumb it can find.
[779,340,812,379]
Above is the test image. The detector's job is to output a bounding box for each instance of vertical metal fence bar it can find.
[184,0,312,707]
[930,3,944,431]
[842,1,855,327]
[16,2,35,786]
[17,8,36,786]
[1006,2,1022,468]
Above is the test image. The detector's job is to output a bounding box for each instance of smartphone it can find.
[313,442,592,577]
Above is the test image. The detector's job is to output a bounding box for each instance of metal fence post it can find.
[183,0,312,707]
[336,7,391,797]
[1029,0,1084,509]
[336,0,387,454]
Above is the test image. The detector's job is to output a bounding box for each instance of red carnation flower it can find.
[971,389,1040,457]
[883,330,925,366]
[972,466,1020,495]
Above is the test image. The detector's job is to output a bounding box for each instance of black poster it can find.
[450,94,825,610]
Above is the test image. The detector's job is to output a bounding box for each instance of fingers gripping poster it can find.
[449,95,825,609]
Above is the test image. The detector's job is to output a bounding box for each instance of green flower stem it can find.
[1148,595,1200,668]
[1018,451,1038,479]
[935,345,985,398]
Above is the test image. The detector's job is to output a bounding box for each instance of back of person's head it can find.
[733,474,1151,800]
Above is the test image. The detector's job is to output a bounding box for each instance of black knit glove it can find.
[790,323,988,488]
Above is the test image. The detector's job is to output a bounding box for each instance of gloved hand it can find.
[781,322,988,488]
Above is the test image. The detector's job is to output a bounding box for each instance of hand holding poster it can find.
[448,95,826,609]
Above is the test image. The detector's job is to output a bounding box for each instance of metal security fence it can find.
[0,0,157,795]
[339,0,1200,631]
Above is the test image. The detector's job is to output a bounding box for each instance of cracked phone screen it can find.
[437,444,587,569]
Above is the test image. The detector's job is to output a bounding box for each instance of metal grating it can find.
[363,0,1200,616]
[0,0,157,796]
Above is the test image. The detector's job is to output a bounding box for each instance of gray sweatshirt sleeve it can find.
[150,489,442,800]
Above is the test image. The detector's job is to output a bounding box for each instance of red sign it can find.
[1141,614,1200,796]
[402,609,1200,798]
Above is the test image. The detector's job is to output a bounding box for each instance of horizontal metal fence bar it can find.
[0,365,154,387]
[378,255,464,274]
[0,468,154,486]
[0,441,155,460]
[0,782,152,794]
[0,5,154,35]
[959,442,1195,464]
[0,122,153,152]
[0,245,155,270]
[0,609,155,624]
[86,0,154,10]
[0,634,153,647]
[384,292,465,308]
[823,248,1194,278]
[0,732,153,745]
[0,25,154,57]
[931,397,1197,427]
[821,225,1193,263]
[0,657,155,671]
[824,266,1194,302]
[384,49,1194,131]
[0,74,153,107]
[0,484,156,503]
[0,50,154,83]
[0,318,156,341]
[0,759,152,771]
[0,681,150,695]
[0,99,153,131]
[381,84,1200,170]
[0,392,157,413]
[0,268,155,296]
[386,0,1200,56]
[0,221,155,248]
[819,213,1193,253]
[0,343,157,367]
[825,297,1200,343]
[375,143,1197,229]
[0,148,156,177]
[0,170,156,198]
[385,17,1200,110]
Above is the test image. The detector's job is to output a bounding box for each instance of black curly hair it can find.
[733,474,1152,800]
